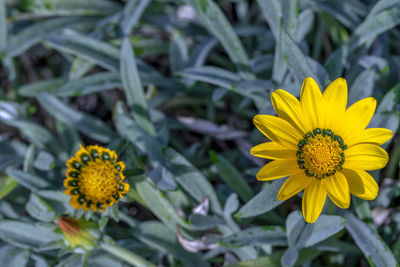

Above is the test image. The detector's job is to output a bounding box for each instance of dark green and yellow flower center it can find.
[64,145,130,212]
[296,128,346,180]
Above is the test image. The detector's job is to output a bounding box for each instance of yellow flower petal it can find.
[256,159,301,181]
[253,115,302,148]
[250,142,296,160]
[337,97,377,142]
[271,89,310,135]
[321,78,348,129]
[300,77,322,129]
[302,180,327,223]
[350,128,393,146]
[342,169,378,200]
[343,144,389,171]
[277,173,312,201]
[325,172,350,209]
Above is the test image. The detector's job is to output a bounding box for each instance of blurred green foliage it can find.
[0,0,400,266]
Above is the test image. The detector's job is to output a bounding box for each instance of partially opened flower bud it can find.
[57,217,96,251]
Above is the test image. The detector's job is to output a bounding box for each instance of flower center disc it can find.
[79,160,119,202]
[297,128,346,179]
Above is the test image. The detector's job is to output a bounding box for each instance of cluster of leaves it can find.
[0,0,400,266]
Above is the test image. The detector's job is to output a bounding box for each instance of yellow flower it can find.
[250,77,393,223]
[57,216,96,250]
[64,145,130,212]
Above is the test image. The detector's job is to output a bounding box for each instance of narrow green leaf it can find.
[0,245,30,267]
[5,168,50,191]
[45,29,120,71]
[37,93,115,143]
[185,0,254,79]
[0,176,18,200]
[121,0,150,35]
[0,220,61,250]
[209,151,253,202]
[120,38,155,135]
[220,226,287,248]
[6,17,97,57]
[280,30,321,86]
[345,212,398,267]
[133,221,209,267]
[28,0,121,16]
[57,72,121,97]
[100,243,156,267]
[296,215,346,248]
[235,178,286,219]
[349,69,375,105]
[26,193,56,222]
[18,78,67,97]
[115,111,223,215]
[350,7,400,50]
[0,0,6,53]
[256,0,281,39]
[135,178,188,230]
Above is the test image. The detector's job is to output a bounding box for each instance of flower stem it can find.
[100,242,156,267]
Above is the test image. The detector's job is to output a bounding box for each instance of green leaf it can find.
[18,78,67,97]
[57,72,121,96]
[6,167,50,192]
[209,151,253,202]
[350,7,400,50]
[120,38,155,135]
[121,0,150,35]
[135,178,189,230]
[256,0,281,39]
[6,17,97,57]
[0,245,30,267]
[220,226,287,248]
[324,46,348,80]
[100,243,156,267]
[169,30,189,72]
[349,69,375,105]
[296,215,346,248]
[185,0,254,79]
[235,178,286,219]
[133,221,209,267]
[28,0,121,16]
[0,0,6,53]
[37,93,115,143]
[280,30,321,86]
[225,253,282,267]
[26,193,56,222]
[345,212,398,267]
[115,111,223,215]
[0,220,61,250]
[45,29,120,71]
[0,176,18,200]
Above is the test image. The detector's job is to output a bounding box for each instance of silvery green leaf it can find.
[37,93,115,143]
[0,220,61,250]
[220,226,287,248]
[6,168,50,192]
[0,245,30,267]
[235,178,286,219]
[26,193,56,222]
[345,212,398,267]
[185,0,254,79]
[120,38,155,135]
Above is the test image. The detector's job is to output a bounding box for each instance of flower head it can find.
[57,216,96,250]
[64,145,130,212]
[251,77,393,223]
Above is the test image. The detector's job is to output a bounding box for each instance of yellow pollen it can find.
[79,160,119,202]
[297,129,346,179]
[64,145,129,212]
